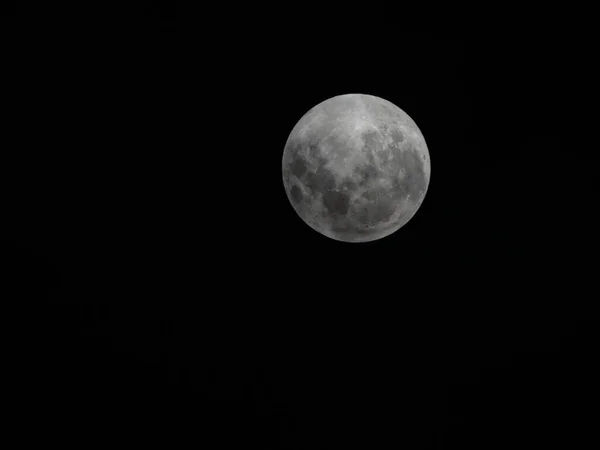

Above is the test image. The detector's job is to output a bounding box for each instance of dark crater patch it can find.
[326,135,350,159]
[304,164,336,193]
[354,155,380,187]
[386,151,403,176]
[354,199,396,226]
[362,130,383,153]
[290,185,303,203]
[391,145,427,200]
[377,147,392,167]
[322,190,350,216]
[290,155,308,179]
[391,177,409,200]
[360,188,380,202]
[330,217,372,237]
[285,140,304,159]
[390,128,404,144]
[340,178,359,192]
[308,143,322,160]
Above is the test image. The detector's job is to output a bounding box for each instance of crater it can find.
[290,185,303,203]
[304,164,336,193]
[290,155,308,179]
[322,190,350,216]
[285,140,304,160]
[354,156,380,187]
[326,135,351,159]
[340,178,359,192]
[377,147,392,167]
[360,187,381,202]
[362,130,383,153]
[354,199,396,226]
[391,145,427,200]
[308,143,322,160]
[390,128,404,145]
[330,216,373,238]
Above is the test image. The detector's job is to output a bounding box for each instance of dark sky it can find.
[2,10,597,449]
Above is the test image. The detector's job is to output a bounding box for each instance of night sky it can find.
[3,9,597,449]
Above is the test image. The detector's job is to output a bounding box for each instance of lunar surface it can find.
[282,93,430,243]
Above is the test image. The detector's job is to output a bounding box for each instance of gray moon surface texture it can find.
[282,93,431,243]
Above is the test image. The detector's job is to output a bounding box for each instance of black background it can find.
[2,8,597,449]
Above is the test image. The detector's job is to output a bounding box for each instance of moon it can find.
[282,93,430,243]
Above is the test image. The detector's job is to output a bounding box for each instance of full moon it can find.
[282,93,431,243]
